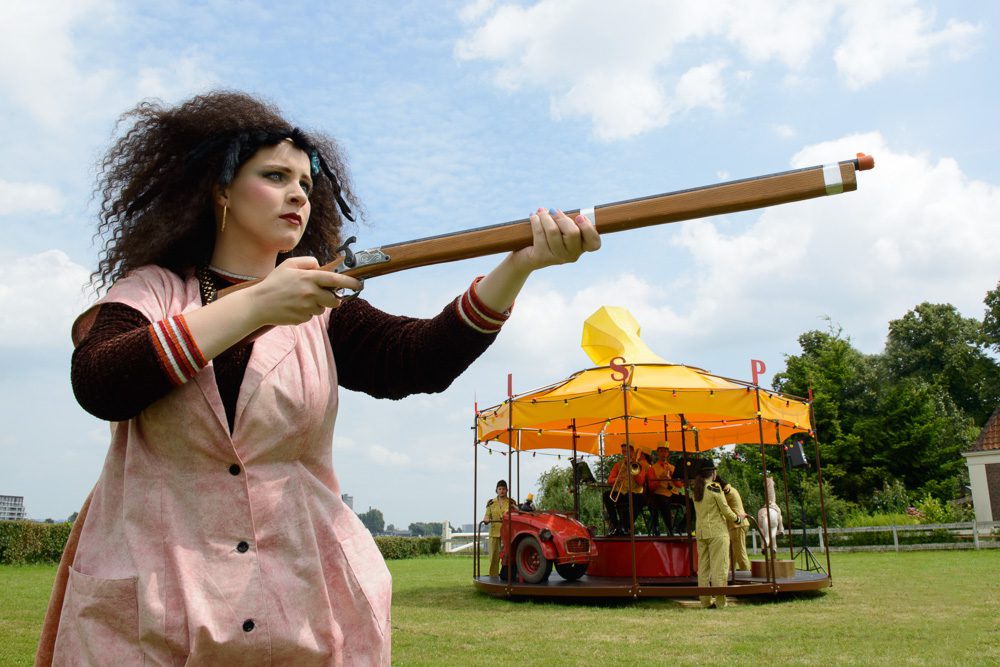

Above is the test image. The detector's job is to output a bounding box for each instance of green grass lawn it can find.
[4,551,999,665]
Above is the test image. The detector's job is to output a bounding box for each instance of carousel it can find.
[472,307,833,600]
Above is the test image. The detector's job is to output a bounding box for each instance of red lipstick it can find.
[279,213,302,225]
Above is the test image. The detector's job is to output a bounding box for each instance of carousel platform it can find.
[473,567,830,599]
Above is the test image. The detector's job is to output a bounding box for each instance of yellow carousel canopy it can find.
[476,307,811,454]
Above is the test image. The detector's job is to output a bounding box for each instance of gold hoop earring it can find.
[221,204,228,233]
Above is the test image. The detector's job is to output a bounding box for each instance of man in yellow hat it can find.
[519,493,536,512]
[648,445,685,535]
[482,479,515,577]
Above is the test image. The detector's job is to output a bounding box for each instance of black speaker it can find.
[572,459,596,484]
[786,442,808,468]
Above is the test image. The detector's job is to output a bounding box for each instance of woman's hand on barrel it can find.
[510,208,601,273]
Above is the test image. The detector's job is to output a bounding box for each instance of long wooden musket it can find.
[220,153,873,302]
[329,153,874,281]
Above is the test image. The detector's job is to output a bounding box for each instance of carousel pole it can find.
[808,388,833,577]
[765,422,795,560]
[505,374,514,591]
[473,405,480,579]
[572,419,580,518]
[778,426,795,562]
[661,415,670,538]
[679,414,694,576]
[620,376,639,598]
[516,440,521,507]
[753,387,778,587]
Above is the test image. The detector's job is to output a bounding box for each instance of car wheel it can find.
[555,562,588,581]
[515,536,552,584]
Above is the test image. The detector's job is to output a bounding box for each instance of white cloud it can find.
[0,250,91,349]
[723,0,835,67]
[634,133,1000,357]
[490,273,687,374]
[366,444,412,467]
[0,180,64,215]
[471,134,1000,380]
[456,0,980,139]
[834,0,982,90]
[772,124,796,139]
[674,61,728,112]
[456,0,726,141]
[0,0,115,126]
[458,0,497,24]
[0,2,215,129]
[334,434,357,451]
[550,70,672,141]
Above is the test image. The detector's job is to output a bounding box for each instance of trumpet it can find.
[608,453,643,503]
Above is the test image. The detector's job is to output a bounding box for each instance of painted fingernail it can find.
[548,208,558,216]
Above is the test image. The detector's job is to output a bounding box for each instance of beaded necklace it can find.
[196,265,259,305]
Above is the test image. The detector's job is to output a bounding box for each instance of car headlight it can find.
[539,529,553,541]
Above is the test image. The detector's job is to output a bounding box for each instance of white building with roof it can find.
[964,404,1000,522]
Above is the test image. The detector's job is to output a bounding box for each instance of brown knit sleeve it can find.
[327,296,499,399]
[71,302,177,421]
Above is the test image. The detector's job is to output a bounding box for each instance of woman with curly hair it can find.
[36,91,600,666]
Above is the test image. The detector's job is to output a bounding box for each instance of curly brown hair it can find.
[92,90,361,292]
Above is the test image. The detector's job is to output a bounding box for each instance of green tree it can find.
[407,522,443,537]
[774,309,990,506]
[866,479,911,514]
[884,302,1000,424]
[358,508,384,534]
[981,280,1000,352]
[851,377,978,500]
[716,448,770,519]
[772,325,880,502]
[534,463,605,529]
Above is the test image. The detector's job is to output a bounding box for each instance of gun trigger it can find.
[332,280,364,301]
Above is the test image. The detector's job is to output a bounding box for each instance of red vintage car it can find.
[498,509,599,583]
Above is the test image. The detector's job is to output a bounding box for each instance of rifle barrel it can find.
[337,154,874,280]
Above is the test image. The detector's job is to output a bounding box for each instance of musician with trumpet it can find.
[602,443,651,536]
[647,445,686,536]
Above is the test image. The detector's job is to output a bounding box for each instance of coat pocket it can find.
[52,566,142,666]
[339,532,392,639]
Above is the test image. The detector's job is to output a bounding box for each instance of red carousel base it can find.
[475,537,831,600]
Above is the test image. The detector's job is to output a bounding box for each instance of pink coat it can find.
[38,266,391,666]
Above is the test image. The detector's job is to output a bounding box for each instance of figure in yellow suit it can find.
[482,479,515,577]
[717,477,751,571]
[691,461,741,608]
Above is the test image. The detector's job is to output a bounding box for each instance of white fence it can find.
[441,520,1000,555]
[441,522,487,554]
[750,520,1000,554]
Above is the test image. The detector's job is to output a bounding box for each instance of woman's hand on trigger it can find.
[248,256,361,327]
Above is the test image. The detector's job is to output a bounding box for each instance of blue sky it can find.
[1,0,998,527]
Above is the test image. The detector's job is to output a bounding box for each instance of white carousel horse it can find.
[757,476,784,553]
